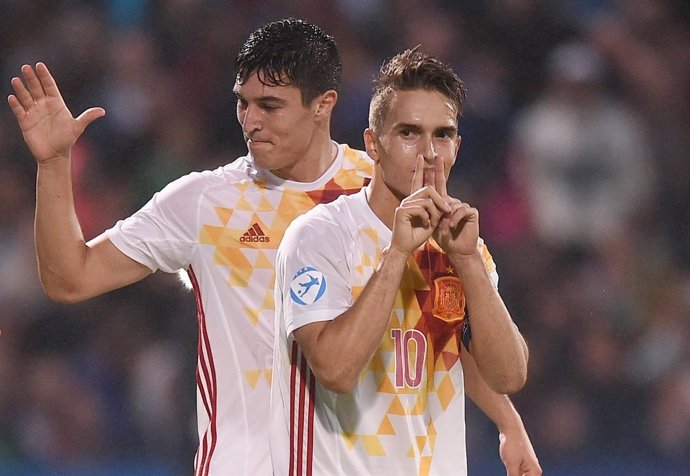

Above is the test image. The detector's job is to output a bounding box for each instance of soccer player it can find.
[9,18,537,476]
[8,18,372,475]
[271,48,539,475]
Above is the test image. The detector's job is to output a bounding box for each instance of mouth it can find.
[246,138,272,148]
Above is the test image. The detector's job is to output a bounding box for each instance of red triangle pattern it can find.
[412,242,464,369]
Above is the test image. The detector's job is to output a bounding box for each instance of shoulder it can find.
[156,156,254,199]
[339,144,374,178]
[281,193,360,253]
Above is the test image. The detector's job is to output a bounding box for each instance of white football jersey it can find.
[104,144,372,475]
[271,188,498,476]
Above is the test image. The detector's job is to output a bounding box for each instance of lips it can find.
[245,134,271,144]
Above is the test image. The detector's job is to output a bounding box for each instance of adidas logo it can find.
[240,223,270,243]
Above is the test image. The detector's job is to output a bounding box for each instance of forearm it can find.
[35,156,89,301]
[462,348,525,434]
[463,348,541,474]
[296,246,409,393]
[451,251,528,394]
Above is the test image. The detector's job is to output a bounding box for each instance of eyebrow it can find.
[233,91,288,104]
[394,123,458,135]
[437,125,458,136]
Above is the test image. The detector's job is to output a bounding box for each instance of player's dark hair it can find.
[235,18,342,105]
[369,46,468,132]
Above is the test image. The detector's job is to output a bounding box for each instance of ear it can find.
[363,128,380,163]
[450,135,462,167]
[314,90,338,116]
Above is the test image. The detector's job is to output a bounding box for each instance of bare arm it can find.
[9,63,151,302]
[462,346,541,476]
[430,156,527,394]
[293,156,450,393]
[293,245,409,393]
[451,250,528,394]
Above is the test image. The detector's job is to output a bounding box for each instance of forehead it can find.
[383,89,457,130]
[233,71,303,102]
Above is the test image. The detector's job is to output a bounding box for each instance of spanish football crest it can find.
[432,276,465,322]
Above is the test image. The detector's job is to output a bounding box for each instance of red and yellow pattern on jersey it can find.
[106,144,372,476]
[272,189,497,476]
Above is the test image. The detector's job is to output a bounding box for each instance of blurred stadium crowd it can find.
[0,1,689,474]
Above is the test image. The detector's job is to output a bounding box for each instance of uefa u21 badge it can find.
[290,266,327,305]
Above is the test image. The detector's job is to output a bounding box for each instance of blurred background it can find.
[1,0,689,475]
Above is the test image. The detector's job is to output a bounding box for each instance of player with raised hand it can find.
[8,19,374,475]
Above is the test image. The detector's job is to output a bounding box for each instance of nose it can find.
[420,136,437,163]
[240,103,262,136]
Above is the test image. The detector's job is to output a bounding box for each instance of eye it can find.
[437,129,456,139]
[236,98,248,110]
[400,128,413,137]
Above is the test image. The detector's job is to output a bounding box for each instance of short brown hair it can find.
[369,47,467,133]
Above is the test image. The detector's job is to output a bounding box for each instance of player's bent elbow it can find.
[312,367,358,394]
[321,379,356,394]
[41,280,90,304]
[489,368,528,395]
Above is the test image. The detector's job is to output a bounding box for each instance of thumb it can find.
[75,107,106,132]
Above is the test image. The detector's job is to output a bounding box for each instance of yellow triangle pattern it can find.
[245,307,260,326]
[255,250,273,269]
[342,432,359,450]
[214,207,233,225]
[258,195,274,211]
[216,247,252,268]
[235,196,255,211]
[230,266,252,287]
[377,416,396,435]
[387,396,406,415]
[416,436,427,454]
[410,390,428,415]
[245,370,261,388]
[436,374,456,411]
[427,419,437,452]
[200,225,225,245]
[419,456,432,476]
[377,375,396,394]
[262,288,274,309]
[361,435,385,456]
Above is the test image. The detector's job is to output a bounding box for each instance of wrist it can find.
[37,154,71,168]
[383,244,412,261]
[495,406,526,435]
[447,248,481,264]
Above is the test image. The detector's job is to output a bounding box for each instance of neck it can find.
[272,130,336,183]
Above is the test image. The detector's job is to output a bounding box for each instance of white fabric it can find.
[105,144,372,475]
[272,189,498,475]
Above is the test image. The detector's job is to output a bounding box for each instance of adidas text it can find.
[240,235,270,243]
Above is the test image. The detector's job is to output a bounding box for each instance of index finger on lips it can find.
[411,154,425,193]
[435,155,447,198]
[423,157,435,189]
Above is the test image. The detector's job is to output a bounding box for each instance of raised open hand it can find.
[7,62,105,163]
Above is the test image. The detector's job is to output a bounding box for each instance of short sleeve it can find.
[104,173,204,273]
[276,214,353,337]
[477,237,499,289]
